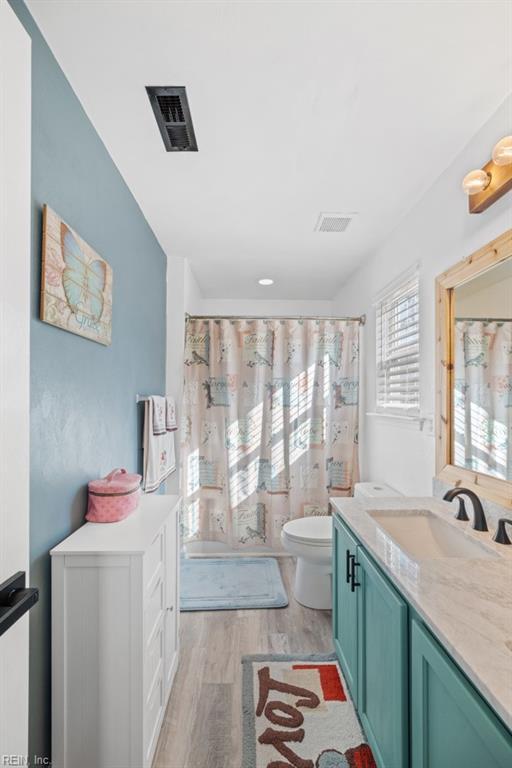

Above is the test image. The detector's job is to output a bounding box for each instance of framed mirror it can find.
[436,229,512,509]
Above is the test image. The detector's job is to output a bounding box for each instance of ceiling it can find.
[27,0,512,300]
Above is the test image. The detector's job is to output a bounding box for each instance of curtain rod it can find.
[186,313,366,325]
[455,317,511,323]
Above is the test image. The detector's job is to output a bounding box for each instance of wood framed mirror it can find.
[436,229,512,510]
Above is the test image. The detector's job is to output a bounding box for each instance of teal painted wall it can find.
[8,2,167,761]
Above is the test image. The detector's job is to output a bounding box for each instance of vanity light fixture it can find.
[258,278,274,286]
[462,169,491,195]
[491,135,512,166]
[463,134,512,213]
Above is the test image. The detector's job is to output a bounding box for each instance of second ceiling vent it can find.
[146,86,198,152]
[314,212,356,232]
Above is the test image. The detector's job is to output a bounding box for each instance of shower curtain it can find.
[181,317,360,550]
[454,319,512,481]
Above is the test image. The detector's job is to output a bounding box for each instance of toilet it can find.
[281,482,402,609]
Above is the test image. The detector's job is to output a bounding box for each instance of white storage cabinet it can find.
[51,494,181,768]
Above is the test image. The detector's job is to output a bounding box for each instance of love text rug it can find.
[242,653,376,768]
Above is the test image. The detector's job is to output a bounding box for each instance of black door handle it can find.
[350,558,361,592]
[0,572,39,637]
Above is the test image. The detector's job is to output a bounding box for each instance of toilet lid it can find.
[283,516,333,544]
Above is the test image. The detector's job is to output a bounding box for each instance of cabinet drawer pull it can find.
[350,558,361,592]
[345,549,353,583]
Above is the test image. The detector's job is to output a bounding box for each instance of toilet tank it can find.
[354,481,402,498]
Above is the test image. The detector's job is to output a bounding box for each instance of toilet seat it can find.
[282,516,332,546]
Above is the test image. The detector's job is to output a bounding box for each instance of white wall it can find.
[333,94,512,495]
[195,297,335,316]
[184,258,203,313]
[166,254,186,493]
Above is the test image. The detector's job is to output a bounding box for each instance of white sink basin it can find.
[368,509,498,560]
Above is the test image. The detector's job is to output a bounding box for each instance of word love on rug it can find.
[242,654,376,768]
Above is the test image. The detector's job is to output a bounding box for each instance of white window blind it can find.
[376,271,420,416]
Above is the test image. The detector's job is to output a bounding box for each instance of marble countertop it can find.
[330,496,512,730]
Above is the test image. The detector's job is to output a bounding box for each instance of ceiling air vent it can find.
[314,212,356,232]
[146,86,198,152]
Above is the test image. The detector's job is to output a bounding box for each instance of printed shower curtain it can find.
[181,317,360,550]
[454,319,512,481]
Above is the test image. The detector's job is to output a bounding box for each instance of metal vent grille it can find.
[146,86,198,152]
[166,124,190,149]
[157,94,185,123]
[315,213,355,232]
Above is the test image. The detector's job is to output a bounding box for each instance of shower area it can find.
[180,314,361,557]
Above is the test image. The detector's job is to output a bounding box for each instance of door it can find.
[0,0,32,760]
[332,516,358,701]
[411,618,512,768]
[356,548,408,768]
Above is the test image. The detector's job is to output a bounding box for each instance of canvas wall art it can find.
[40,205,113,345]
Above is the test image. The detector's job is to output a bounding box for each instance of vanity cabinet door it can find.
[356,547,408,768]
[332,517,358,701]
[411,618,512,768]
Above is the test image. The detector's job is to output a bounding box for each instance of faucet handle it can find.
[493,518,512,545]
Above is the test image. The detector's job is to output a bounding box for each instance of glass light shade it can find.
[462,169,491,195]
[258,278,274,286]
[491,135,512,166]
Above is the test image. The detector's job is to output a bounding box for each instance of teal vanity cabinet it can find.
[332,515,358,700]
[411,619,512,768]
[332,513,512,768]
[333,517,408,768]
[356,548,408,768]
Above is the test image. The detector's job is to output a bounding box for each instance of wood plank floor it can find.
[153,558,333,768]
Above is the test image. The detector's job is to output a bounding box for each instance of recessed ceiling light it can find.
[258,278,274,286]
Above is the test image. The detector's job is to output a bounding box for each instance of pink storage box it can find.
[86,468,142,523]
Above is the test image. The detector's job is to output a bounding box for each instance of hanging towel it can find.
[143,399,176,492]
[166,396,178,432]
[151,395,166,436]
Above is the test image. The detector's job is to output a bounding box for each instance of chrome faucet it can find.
[442,487,488,532]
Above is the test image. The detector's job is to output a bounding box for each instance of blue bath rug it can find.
[180,557,288,611]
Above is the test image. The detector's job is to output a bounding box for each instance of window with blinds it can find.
[376,271,420,416]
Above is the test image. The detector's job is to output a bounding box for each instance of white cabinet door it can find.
[0,1,31,760]
[163,515,179,696]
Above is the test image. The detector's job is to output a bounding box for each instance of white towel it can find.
[166,396,177,431]
[143,399,176,492]
[151,395,166,436]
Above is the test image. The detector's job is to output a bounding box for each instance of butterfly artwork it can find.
[40,205,112,345]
